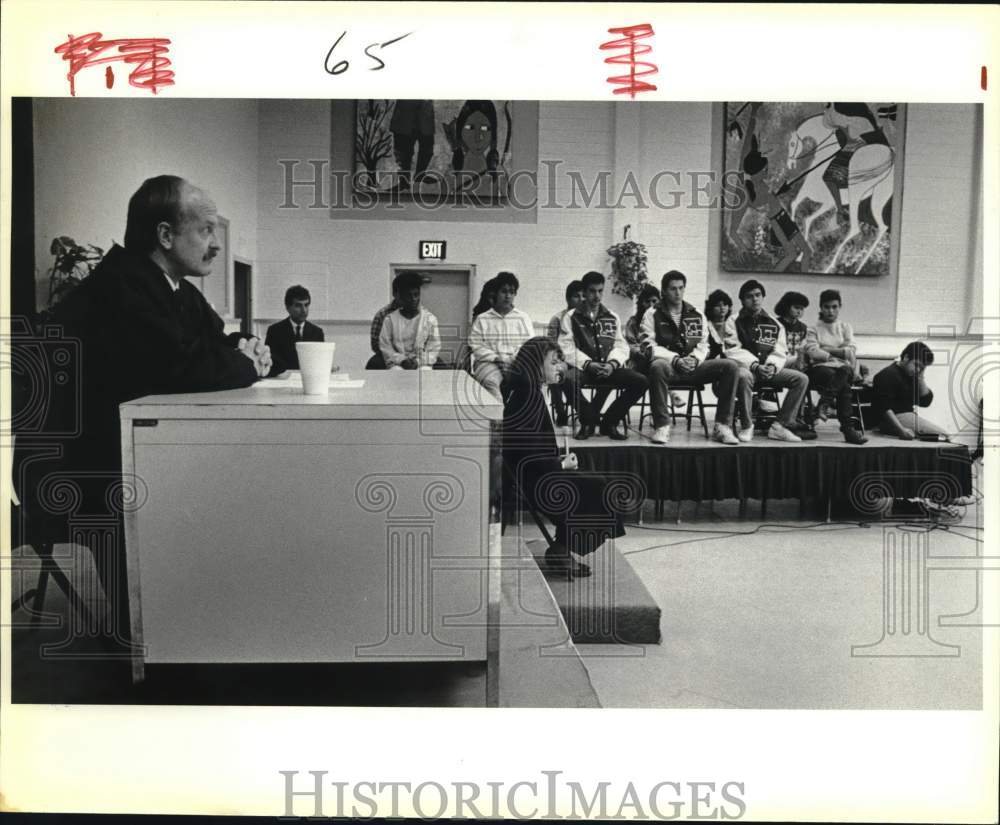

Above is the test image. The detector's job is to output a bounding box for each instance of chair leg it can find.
[11,541,95,628]
[686,389,695,432]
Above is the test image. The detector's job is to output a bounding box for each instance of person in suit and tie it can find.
[265,285,324,371]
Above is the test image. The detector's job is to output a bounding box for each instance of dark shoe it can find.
[842,424,868,445]
[544,546,576,579]
[555,414,569,427]
[599,420,628,441]
[789,422,818,440]
[575,423,595,440]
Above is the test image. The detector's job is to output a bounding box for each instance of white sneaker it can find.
[737,424,755,443]
[651,425,671,444]
[768,421,802,442]
[713,423,739,445]
[670,391,687,410]
[759,399,779,413]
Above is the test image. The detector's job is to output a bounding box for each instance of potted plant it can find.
[606,225,649,299]
[46,236,104,306]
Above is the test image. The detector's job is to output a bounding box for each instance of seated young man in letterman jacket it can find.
[640,270,743,445]
[726,279,809,443]
[557,270,648,440]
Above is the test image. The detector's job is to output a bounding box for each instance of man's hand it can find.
[900,427,916,441]
[560,452,578,471]
[588,362,613,378]
[237,337,272,377]
[401,357,419,370]
[758,363,777,380]
[676,355,697,374]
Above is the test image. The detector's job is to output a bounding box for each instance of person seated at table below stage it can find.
[366,272,431,369]
[45,174,271,643]
[378,269,441,370]
[558,270,648,441]
[870,341,945,440]
[641,270,741,445]
[546,279,585,426]
[773,290,819,441]
[502,336,626,580]
[704,289,754,439]
[264,284,324,372]
[726,279,808,442]
[468,271,533,400]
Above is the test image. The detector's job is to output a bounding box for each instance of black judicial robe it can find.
[47,243,258,483]
[502,376,625,554]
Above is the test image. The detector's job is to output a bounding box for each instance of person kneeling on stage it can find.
[870,341,946,440]
[503,337,626,579]
[728,279,808,442]
[641,270,742,445]
[558,270,648,441]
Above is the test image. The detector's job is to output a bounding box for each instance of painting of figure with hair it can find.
[355,99,512,200]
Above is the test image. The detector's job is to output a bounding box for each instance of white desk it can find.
[120,371,503,703]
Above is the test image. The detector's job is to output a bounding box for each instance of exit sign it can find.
[419,240,446,260]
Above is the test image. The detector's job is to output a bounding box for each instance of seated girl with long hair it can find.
[502,336,627,579]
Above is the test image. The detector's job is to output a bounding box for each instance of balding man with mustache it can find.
[45,174,270,646]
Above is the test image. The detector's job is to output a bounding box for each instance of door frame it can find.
[388,262,477,320]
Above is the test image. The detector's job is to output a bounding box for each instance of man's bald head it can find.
[125,175,214,253]
[125,175,220,279]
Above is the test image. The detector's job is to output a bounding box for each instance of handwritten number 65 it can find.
[324,30,412,75]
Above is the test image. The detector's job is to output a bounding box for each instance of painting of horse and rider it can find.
[722,102,904,276]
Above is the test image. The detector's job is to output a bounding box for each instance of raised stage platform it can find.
[563,424,974,508]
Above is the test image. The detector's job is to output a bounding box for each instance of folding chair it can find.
[498,458,559,551]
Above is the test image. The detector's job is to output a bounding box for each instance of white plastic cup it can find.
[296,342,336,395]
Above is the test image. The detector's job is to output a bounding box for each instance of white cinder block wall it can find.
[32,98,259,310]
[895,104,982,335]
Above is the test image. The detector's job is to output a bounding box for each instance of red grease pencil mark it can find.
[982,66,987,91]
[600,24,658,99]
[54,33,174,96]
[105,66,114,89]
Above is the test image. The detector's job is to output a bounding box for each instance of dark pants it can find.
[529,471,626,553]
[366,352,387,370]
[808,364,854,425]
[393,131,434,178]
[564,365,648,427]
